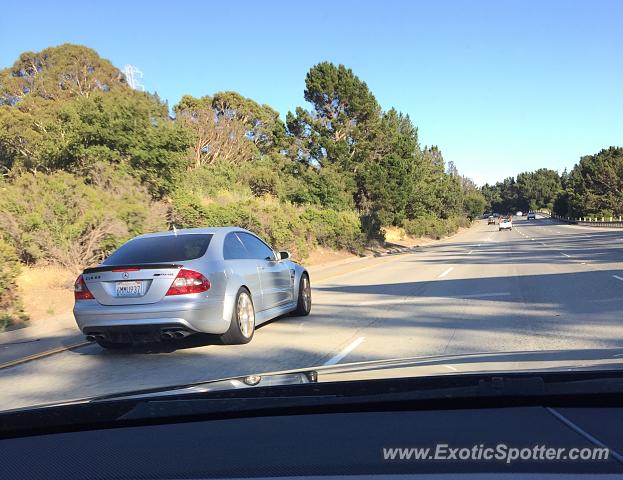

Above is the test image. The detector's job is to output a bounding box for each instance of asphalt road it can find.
[1,215,623,410]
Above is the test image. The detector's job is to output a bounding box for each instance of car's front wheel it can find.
[293,273,312,316]
[221,288,255,345]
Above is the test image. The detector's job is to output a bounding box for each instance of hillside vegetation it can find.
[482,147,623,219]
[0,44,486,327]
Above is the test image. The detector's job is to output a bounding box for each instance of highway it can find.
[1,215,623,410]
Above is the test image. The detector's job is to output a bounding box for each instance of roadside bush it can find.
[170,186,365,259]
[177,161,248,199]
[0,238,27,330]
[0,171,167,270]
[402,216,469,240]
[301,207,365,252]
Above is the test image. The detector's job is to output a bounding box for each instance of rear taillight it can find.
[165,269,211,296]
[74,274,94,300]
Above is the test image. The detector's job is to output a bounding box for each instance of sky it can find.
[1,0,622,185]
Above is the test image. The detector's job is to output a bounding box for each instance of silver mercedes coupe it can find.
[73,227,311,348]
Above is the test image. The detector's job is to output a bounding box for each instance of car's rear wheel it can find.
[293,273,311,316]
[221,288,255,345]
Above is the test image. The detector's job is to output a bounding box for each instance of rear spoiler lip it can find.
[83,264,183,274]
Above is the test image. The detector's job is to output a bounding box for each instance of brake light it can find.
[111,267,141,272]
[74,274,94,300]
[165,269,211,296]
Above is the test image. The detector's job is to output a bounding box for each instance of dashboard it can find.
[1,405,622,479]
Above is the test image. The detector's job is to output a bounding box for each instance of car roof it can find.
[133,226,252,240]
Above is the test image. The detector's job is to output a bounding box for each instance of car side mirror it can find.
[278,251,290,260]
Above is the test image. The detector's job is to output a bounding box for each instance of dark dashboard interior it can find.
[2,405,623,478]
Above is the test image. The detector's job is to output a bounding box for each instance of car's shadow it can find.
[102,333,224,354]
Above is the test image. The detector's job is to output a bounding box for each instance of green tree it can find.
[287,62,383,171]
[174,95,257,168]
[463,190,487,219]
[565,147,623,217]
[212,91,286,154]
[0,44,128,104]
[516,168,561,211]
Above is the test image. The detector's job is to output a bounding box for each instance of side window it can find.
[223,233,249,260]
[238,233,275,261]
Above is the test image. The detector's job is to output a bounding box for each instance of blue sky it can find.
[1,0,621,184]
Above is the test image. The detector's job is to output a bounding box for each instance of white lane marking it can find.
[357,292,511,306]
[358,298,409,306]
[541,243,547,246]
[467,250,474,255]
[324,337,365,365]
[438,267,454,278]
[613,275,623,282]
[445,365,458,371]
[457,292,511,298]
[546,407,623,464]
[560,252,571,258]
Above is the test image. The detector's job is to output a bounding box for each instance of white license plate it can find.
[115,281,144,297]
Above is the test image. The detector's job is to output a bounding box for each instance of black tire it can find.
[95,339,129,350]
[220,288,255,345]
[293,273,312,316]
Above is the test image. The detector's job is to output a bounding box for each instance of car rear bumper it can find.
[73,298,230,337]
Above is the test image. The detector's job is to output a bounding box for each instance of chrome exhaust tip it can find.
[85,335,96,342]
[161,331,174,340]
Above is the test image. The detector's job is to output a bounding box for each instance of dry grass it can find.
[383,226,408,243]
[17,266,76,323]
[382,226,427,247]
[304,246,359,267]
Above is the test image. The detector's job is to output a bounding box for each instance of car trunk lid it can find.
[82,264,182,306]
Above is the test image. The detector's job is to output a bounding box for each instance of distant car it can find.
[527,212,536,220]
[488,215,495,225]
[499,217,512,231]
[493,213,499,218]
[516,211,523,217]
[74,227,311,349]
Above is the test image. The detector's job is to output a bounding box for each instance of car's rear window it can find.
[103,234,213,265]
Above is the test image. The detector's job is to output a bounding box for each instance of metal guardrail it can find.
[536,210,623,228]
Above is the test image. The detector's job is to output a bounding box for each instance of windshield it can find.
[0,0,622,416]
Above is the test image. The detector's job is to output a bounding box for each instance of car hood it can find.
[84,347,623,403]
